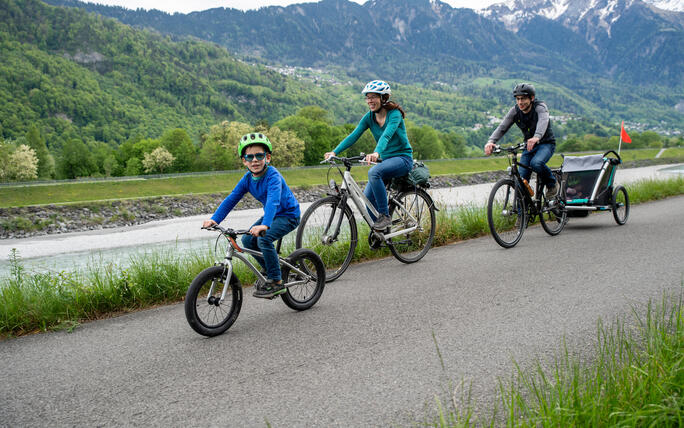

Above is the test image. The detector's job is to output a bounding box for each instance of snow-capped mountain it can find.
[480,0,682,33]
[644,0,684,12]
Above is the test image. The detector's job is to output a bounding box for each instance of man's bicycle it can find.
[295,154,437,282]
[184,225,325,337]
[487,143,567,248]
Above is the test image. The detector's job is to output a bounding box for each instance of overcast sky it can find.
[82,0,501,14]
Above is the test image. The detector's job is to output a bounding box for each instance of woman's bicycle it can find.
[185,224,325,337]
[487,142,567,248]
[295,154,437,282]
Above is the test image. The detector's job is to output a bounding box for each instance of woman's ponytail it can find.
[381,94,405,118]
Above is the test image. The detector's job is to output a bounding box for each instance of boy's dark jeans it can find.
[241,216,300,282]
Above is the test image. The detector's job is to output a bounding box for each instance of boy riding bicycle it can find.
[202,133,300,299]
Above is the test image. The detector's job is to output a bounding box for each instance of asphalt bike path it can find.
[1,195,683,427]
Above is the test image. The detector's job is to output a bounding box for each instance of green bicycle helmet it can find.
[238,133,272,157]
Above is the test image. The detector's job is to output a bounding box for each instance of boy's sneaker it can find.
[372,214,392,231]
[545,183,559,200]
[252,279,286,299]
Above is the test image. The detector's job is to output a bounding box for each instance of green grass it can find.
[504,291,684,427]
[1,176,683,337]
[428,289,684,427]
[2,149,680,208]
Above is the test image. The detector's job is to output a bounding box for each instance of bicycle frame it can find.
[208,229,311,303]
[330,159,419,240]
[498,143,558,219]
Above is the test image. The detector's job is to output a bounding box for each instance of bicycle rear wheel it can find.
[388,188,436,263]
[281,248,326,310]
[540,195,567,236]
[295,196,357,282]
[487,179,526,248]
[184,266,242,337]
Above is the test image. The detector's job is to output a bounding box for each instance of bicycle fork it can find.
[321,195,348,244]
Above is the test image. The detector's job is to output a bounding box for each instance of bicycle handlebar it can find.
[321,153,380,165]
[202,224,265,237]
[491,142,526,154]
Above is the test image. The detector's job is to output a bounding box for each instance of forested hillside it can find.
[0,0,680,183]
[44,0,684,130]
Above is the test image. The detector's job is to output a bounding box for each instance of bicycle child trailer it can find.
[560,150,630,225]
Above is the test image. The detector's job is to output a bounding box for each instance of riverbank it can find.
[2,158,681,239]
[0,170,506,239]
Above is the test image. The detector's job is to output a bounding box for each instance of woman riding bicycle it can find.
[324,80,413,230]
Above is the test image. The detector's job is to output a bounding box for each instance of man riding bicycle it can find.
[484,83,559,199]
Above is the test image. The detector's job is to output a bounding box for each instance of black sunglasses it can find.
[243,152,266,162]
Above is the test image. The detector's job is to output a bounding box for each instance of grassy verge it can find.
[429,288,684,427]
[1,148,681,208]
[1,176,683,337]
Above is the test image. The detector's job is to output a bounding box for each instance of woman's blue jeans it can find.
[519,143,556,186]
[364,155,413,218]
[241,215,300,282]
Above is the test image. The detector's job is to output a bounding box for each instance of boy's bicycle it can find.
[185,224,325,337]
[295,154,437,282]
[487,142,567,248]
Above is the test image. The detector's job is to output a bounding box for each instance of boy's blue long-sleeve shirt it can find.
[211,166,300,227]
[333,109,413,159]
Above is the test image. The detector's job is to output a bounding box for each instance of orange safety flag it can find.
[621,121,632,143]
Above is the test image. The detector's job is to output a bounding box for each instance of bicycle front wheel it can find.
[281,248,326,311]
[388,188,436,264]
[184,266,242,337]
[296,196,357,282]
[487,179,526,248]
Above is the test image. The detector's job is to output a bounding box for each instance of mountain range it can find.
[43,0,683,130]
[45,0,684,87]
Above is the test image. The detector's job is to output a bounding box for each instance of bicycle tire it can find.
[295,196,357,282]
[539,174,567,236]
[184,266,242,337]
[281,248,326,310]
[612,185,630,225]
[388,188,436,264]
[487,178,527,248]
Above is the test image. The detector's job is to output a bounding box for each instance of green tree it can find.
[25,125,51,178]
[102,154,120,177]
[441,131,467,158]
[201,121,252,170]
[59,138,97,179]
[160,128,196,172]
[407,122,445,160]
[256,125,305,168]
[124,157,143,176]
[274,107,343,165]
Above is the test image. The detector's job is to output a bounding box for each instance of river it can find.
[1,164,680,278]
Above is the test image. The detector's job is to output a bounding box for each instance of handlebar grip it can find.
[258,230,266,237]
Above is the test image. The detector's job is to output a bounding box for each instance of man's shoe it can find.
[545,183,559,200]
[252,279,286,298]
[372,214,392,231]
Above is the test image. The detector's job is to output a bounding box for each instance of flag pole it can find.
[618,121,623,156]
[618,134,622,156]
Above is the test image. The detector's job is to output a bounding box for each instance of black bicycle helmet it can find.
[512,83,536,98]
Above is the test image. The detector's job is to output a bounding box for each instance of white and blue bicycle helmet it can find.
[362,80,391,95]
